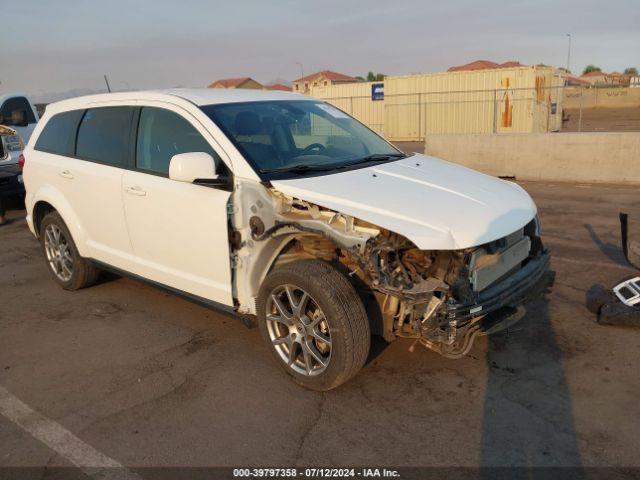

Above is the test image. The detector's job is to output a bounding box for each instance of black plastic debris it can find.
[585,283,640,326]
[584,214,640,326]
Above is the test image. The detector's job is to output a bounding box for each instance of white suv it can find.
[24,89,553,390]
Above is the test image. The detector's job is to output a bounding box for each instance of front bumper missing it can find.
[418,252,554,358]
[447,251,554,324]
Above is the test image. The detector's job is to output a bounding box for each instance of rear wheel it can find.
[258,260,370,391]
[40,211,100,290]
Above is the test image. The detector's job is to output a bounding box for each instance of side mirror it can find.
[10,110,28,127]
[169,152,217,183]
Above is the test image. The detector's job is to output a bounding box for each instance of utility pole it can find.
[566,34,572,73]
[104,74,112,93]
[296,62,304,92]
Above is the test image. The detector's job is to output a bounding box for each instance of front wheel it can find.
[257,260,370,391]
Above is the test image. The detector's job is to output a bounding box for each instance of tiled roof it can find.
[208,77,258,88]
[580,70,606,78]
[565,75,590,85]
[264,84,292,91]
[293,70,357,83]
[447,60,524,72]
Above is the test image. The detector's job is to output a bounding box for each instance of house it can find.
[447,60,524,72]
[564,74,590,86]
[605,72,634,86]
[263,83,292,92]
[292,70,357,93]
[208,77,263,89]
[579,71,608,85]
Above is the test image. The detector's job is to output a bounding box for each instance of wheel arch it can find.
[30,186,89,256]
[240,232,340,313]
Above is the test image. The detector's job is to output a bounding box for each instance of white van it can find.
[23,89,553,390]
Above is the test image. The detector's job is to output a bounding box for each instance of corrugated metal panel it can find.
[305,67,562,141]
[385,66,558,140]
[307,82,385,135]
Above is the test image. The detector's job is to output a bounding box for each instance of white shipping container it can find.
[306,66,564,141]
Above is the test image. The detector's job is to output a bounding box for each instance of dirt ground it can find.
[1,181,639,475]
[562,107,640,132]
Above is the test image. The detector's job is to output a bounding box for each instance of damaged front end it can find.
[236,186,554,358]
[341,216,554,357]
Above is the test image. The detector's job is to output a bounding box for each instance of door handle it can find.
[125,185,147,197]
[59,170,74,179]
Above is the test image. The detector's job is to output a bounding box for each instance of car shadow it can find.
[93,269,121,286]
[1,197,25,224]
[584,223,628,267]
[0,217,20,227]
[480,295,584,478]
[365,335,390,366]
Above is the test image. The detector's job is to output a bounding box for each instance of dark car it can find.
[0,163,25,199]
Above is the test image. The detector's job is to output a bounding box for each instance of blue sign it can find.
[371,83,384,101]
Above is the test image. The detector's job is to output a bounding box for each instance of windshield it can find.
[200,100,404,178]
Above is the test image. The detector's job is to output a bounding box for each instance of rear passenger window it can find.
[136,107,225,175]
[34,110,84,155]
[76,107,134,166]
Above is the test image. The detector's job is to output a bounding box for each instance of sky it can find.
[2,0,639,101]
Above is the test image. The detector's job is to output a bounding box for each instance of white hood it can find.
[271,154,537,250]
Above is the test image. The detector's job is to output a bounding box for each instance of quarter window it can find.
[34,110,84,156]
[136,107,224,175]
[76,107,135,166]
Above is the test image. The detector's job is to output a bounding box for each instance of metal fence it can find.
[315,85,640,140]
[561,85,640,133]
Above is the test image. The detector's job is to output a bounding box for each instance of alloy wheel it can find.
[265,284,332,376]
[43,224,74,282]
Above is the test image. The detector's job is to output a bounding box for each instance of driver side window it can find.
[136,107,226,176]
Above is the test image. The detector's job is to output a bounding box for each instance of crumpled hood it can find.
[271,153,537,250]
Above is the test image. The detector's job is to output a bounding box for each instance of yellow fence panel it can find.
[306,67,564,141]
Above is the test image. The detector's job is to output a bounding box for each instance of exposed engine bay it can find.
[231,182,552,358]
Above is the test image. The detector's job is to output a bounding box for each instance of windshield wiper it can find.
[346,153,408,165]
[259,153,409,175]
[259,163,335,174]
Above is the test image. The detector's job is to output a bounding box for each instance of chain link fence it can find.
[317,85,640,140]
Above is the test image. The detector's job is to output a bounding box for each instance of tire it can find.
[39,211,100,290]
[257,259,370,391]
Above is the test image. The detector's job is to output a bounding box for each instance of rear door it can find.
[121,103,233,305]
[66,106,136,268]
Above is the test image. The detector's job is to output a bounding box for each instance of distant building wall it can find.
[563,87,640,109]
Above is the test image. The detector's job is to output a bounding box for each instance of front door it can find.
[122,105,233,305]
